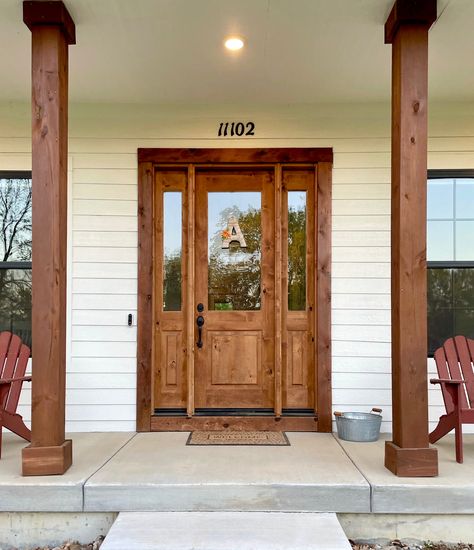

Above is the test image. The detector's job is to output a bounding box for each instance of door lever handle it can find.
[196,315,205,348]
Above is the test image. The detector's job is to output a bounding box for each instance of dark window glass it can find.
[428,268,474,355]
[427,171,474,356]
[0,173,32,349]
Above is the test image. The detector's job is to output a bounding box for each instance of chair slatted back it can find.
[434,336,474,414]
[0,331,31,413]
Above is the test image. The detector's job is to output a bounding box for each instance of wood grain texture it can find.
[281,168,316,410]
[151,415,318,432]
[390,25,430,449]
[138,149,332,431]
[384,440,438,477]
[194,168,275,409]
[138,148,333,164]
[22,439,72,476]
[316,162,332,431]
[386,13,438,476]
[153,168,187,409]
[186,165,195,416]
[23,18,73,476]
[23,1,76,45]
[384,0,437,44]
[274,165,283,417]
[136,161,153,431]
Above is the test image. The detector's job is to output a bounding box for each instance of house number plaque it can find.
[218,121,255,137]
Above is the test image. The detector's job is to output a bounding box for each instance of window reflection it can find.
[208,192,261,311]
[163,192,182,311]
[288,191,306,311]
[0,175,32,349]
[428,268,474,354]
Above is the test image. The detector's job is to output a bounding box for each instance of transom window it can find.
[427,170,474,355]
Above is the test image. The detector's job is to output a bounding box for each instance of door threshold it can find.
[150,414,319,432]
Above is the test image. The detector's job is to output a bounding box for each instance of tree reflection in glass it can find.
[163,192,182,311]
[428,268,474,354]
[208,192,261,311]
[0,177,32,348]
[288,192,306,311]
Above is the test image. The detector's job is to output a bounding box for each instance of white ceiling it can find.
[0,0,471,104]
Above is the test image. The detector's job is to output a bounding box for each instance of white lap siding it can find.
[1,102,473,433]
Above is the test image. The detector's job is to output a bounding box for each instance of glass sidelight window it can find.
[163,191,182,311]
[207,191,262,311]
[288,191,307,311]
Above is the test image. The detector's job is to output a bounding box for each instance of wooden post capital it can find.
[385,0,437,44]
[23,1,76,45]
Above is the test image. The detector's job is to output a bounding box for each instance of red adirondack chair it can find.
[429,335,474,464]
[0,331,32,457]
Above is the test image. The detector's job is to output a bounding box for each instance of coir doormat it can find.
[186,431,290,446]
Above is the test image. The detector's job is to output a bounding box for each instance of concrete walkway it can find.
[0,432,473,514]
[100,512,352,550]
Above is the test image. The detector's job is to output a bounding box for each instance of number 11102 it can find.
[218,122,255,137]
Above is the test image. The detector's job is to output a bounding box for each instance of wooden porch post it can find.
[384,0,438,476]
[21,1,76,476]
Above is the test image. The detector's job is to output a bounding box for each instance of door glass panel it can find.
[288,191,307,311]
[208,192,261,311]
[163,192,182,311]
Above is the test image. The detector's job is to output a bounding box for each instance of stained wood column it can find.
[384,0,438,476]
[22,1,75,476]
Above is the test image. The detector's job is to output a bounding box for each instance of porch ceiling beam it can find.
[384,0,439,477]
[23,0,76,45]
[21,0,75,476]
[385,0,437,44]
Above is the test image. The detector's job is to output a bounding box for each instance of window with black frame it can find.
[0,171,32,349]
[427,170,474,355]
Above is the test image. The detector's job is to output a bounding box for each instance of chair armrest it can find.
[430,378,465,385]
[0,376,32,385]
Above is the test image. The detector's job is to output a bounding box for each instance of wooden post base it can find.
[22,439,72,476]
[385,441,438,477]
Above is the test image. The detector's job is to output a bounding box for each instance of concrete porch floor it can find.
[0,432,473,514]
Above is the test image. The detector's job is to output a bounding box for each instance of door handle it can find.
[196,315,205,348]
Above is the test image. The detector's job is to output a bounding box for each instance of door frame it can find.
[136,148,333,432]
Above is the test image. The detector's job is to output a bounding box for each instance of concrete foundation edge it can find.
[0,512,117,548]
[338,513,474,544]
[0,512,473,547]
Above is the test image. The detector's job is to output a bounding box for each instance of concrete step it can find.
[100,511,351,550]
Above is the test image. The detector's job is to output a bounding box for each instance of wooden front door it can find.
[139,148,333,431]
[194,168,275,410]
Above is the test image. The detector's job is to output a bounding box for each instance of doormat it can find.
[186,431,290,446]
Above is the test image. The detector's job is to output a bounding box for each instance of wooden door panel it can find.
[210,331,261,386]
[194,168,275,409]
[153,168,188,410]
[281,168,316,410]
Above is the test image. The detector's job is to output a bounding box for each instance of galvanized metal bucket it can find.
[334,408,382,442]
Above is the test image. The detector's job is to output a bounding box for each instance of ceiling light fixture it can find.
[224,36,245,51]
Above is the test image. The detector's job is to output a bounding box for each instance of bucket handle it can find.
[334,411,344,417]
[370,407,382,415]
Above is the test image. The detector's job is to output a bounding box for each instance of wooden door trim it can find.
[137,148,333,432]
[138,148,333,164]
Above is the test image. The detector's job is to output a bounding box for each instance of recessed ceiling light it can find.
[224,36,245,51]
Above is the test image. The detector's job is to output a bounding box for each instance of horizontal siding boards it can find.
[74,231,137,247]
[73,215,138,231]
[2,103,472,433]
[72,278,137,294]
